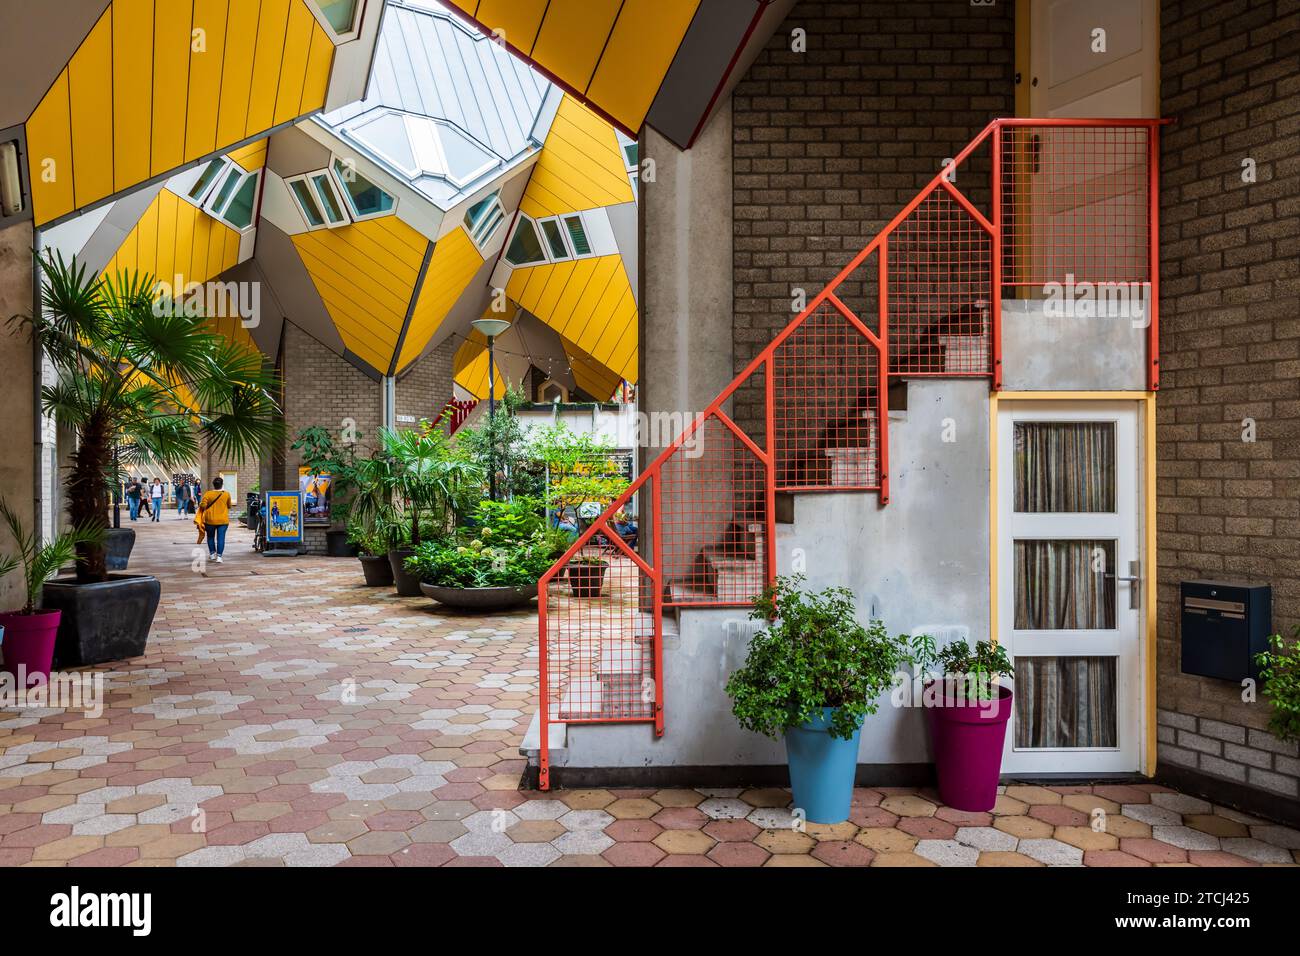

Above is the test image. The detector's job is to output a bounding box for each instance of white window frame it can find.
[503,214,548,267]
[306,0,364,42]
[560,213,594,258]
[329,157,397,222]
[463,191,506,252]
[432,121,499,188]
[182,157,233,210]
[536,215,574,262]
[204,166,261,232]
[286,171,344,232]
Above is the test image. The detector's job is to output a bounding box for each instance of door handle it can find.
[1104,560,1141,610]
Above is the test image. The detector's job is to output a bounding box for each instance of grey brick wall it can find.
[1157,0,1300,798]
[395,336,458,427]
[731,0,1013,440]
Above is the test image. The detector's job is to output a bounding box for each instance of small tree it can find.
[528,422,630,531]
[10,253,280,581]
[455,387,543,500]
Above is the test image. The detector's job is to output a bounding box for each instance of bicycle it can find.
[252,510,268,553]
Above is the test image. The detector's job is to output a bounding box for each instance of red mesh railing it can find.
[532,119,1163,788]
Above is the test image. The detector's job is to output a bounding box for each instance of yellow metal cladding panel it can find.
[587,0,700,131]
[26,70,75,224]
[520,96,634,219]
[26,0,340,226]
[247,0,292,137]
[472,0,548,53]
[274,1,318,126]
[185,0,231,164]
[151,0,193,177]
[216,0,261,149]
[505,254,638,383]
[564,335,623,401]
[100,188,241,291]
[113,0,154,192]
[395,227,486,373]
[227,139,268,172]
[530,0,622,94]
[453,332,505,401]
[292,217,430,374]
[69,10,115,211]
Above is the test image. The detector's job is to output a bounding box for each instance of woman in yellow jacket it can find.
[196,476,233,564]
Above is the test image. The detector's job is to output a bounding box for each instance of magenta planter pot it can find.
[925,684,1013,812]
[0,609,62,688]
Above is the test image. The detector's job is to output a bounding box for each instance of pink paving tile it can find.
[703,819,762,842]
[441,856,504,867]
[1083,850,1151,867]
[268,811,331,833]
[337,855,395,867]
[391,843,457,867]
[1186,850,1260,867]
[432,783,486,801]
[707,842,771,867]
[603,842,668,867]
[1120,838,1188,864]
[811,841,875,867]
[605,820,663,843]
[0,813,42,836]
[2,824,73,847]
[1028,804,1089,827]
[850,806,900,828]
[205,822,272,846]
[652,807,710,830]
[898,817,958,840]
[364,811,425,831]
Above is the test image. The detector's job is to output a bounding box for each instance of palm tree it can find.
[10,252,281,582]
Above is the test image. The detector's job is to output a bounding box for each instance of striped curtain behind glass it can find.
[1014,422,1115,512]
[1014,656,1117,748]
[1015,539,1116,630]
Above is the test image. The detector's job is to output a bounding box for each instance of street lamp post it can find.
[470,317,512,501]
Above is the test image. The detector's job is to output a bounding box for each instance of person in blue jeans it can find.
[126,478,142,520]
[197,477,232,563]
[149,477,164,522]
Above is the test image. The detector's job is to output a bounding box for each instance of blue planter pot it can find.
[784,708,864,824]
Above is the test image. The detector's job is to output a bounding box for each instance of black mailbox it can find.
[1180,580,1271,682]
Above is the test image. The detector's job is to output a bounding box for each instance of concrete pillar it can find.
[0,220,37,609]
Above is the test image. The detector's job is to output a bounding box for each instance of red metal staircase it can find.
[533,118,1164,789]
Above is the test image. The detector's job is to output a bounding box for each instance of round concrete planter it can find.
[358,554,394,587]
[419,582,538,610]
[42,574,160,668]
[388,549,423,597]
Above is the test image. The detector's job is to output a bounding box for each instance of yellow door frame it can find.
[989,390,1158,776]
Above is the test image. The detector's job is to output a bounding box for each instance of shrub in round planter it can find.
[909,633,1015,812]
[404,499,567,609]
[725,575,910,824]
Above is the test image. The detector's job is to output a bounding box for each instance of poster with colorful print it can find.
[265,492,303,543]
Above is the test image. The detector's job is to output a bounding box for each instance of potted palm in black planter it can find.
[726,575,911,824]
[10,253,280,666]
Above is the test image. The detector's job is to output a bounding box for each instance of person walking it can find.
[176,478,192,518]
[149,477,164,522]
[196,476,232,563]
[139,478,153,519]
[126,478,142,521]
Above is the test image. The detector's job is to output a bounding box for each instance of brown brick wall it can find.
[1157,0,1300,798]
[395,336,458,427]
[731,0,1013,440]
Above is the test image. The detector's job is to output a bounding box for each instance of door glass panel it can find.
[1014,539,1116,629]
[1014,656,1117,748]
[1014,421,1115,512]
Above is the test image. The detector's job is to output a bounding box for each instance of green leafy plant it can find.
[528,422,630,530]
[909,633,1015,703]
[403,498,564,588]
[1256,628,1300,743]
[725,575,912,740]
[454,387,544,500]
[0,498,103,614]
[9,253,280,580]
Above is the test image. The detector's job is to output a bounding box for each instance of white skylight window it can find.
[347,109,504,193]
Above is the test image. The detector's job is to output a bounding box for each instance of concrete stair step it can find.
[520,710,567,763]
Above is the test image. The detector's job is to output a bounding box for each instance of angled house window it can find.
[288,177,327,229]
[309,0,362,40]
[504,215,546,266]
[203,165,260,231]
[332,158,396,220]
[464,190,506,250]
[186,158,230,206]
[563,214,591,256]
[538,217,570,261]
[287,169,352,230]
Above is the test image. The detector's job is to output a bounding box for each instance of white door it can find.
[1029,0,1159,118]
[998,401,1143,774]
[220,471,238,505]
